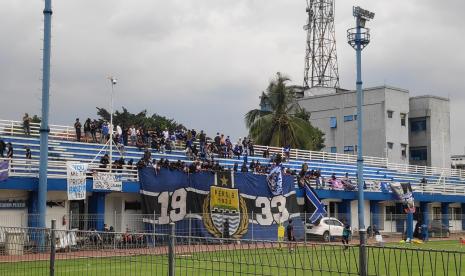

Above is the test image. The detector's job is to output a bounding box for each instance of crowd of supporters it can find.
[14,114,358,189]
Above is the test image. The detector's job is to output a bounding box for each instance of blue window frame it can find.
[411,119,426,132]
[344,146,354,152]
[330,147,337,153]
[330,117,337,128]
[344,115,353,122]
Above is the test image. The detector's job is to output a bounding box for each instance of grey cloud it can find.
[1,0,464,154]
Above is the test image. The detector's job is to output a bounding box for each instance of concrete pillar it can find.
[338,200,352,226]
[88,193,106,231]
[441,202,450,228]
[27,191,39,228]
[420,202,429,240]
[370,201,381,231]
[462,203,465,231]
[395,203,405,233]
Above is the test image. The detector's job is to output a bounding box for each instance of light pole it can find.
[38,0,52,231]
[347,6,374,276]
[108,77,117,173]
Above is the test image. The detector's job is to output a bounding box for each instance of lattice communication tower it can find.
[303,0,340,88]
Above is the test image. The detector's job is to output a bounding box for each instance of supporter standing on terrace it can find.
[199,130,206,155]
[101,122,109,143]
[74,118,82,142]
[129,126,136,146]
[0,139,5,158]
[90,120,98,143]
[100,154,110,169]
[83,118,91,142]
[6,142,13,159]
[263,146,270,158]
[248,138,255,156]
[283,145,291,161]
[22,113,31,136]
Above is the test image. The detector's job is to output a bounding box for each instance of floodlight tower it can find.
[303,0,340,88]
[347,6,374,276]
[38,0,53,230]
[108,77,117,172]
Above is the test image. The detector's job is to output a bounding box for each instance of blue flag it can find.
[304,184,327,223]
[0,161,9,182]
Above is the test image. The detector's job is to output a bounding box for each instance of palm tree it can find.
[245,72,324,151]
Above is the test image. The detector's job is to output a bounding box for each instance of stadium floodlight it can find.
[347,6,375,276]
[353,6,375,28]
[108,76,117,172]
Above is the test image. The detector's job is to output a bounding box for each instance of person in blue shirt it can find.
[421,223,429,242]
[101,122,109,144]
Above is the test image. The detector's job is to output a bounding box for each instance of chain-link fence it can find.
[1,221,465,275]
[2,212,464,243]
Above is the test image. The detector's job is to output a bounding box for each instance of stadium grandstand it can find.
[0,118,464,237]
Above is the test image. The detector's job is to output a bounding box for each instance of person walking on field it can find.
[342,224,351,250]
[287,219,296,252]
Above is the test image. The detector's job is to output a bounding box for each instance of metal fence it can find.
[2,212,463,243]
[1,222,465,275]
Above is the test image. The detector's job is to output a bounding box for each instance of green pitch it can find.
[1,241,464,276]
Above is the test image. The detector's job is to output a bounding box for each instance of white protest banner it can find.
[67,162,88,200]
[93,172,122,191]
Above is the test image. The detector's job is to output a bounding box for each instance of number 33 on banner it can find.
[255,195,289,225]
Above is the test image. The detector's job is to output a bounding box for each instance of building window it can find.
[330,117,337,128]
[387,142,393,150]
[344,115,354,122]
[410,147,427,161]
[411,119,426,132]
[401,144,407,158]
[330,147,337,153]
[387,110,393,118]
[344,146,355,154]
[452,207,462,220]
[385,206,396,221]
[400,113,407,126]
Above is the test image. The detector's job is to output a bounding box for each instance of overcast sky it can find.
[1,0,464,154]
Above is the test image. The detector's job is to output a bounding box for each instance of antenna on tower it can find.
[303,0,340,89]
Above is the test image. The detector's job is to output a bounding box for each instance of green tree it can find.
[96,107,186,131]
[245,72,325,151]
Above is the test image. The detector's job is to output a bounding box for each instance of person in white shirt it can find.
[129,126,137,146]
[163,129,169,140]
[116,125,122,136]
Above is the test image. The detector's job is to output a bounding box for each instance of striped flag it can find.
[0,161,9,182]
[304,184,327,224]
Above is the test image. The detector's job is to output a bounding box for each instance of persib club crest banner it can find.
[139,168,303,240]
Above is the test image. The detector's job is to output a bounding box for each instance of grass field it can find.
[1,240,464,276]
